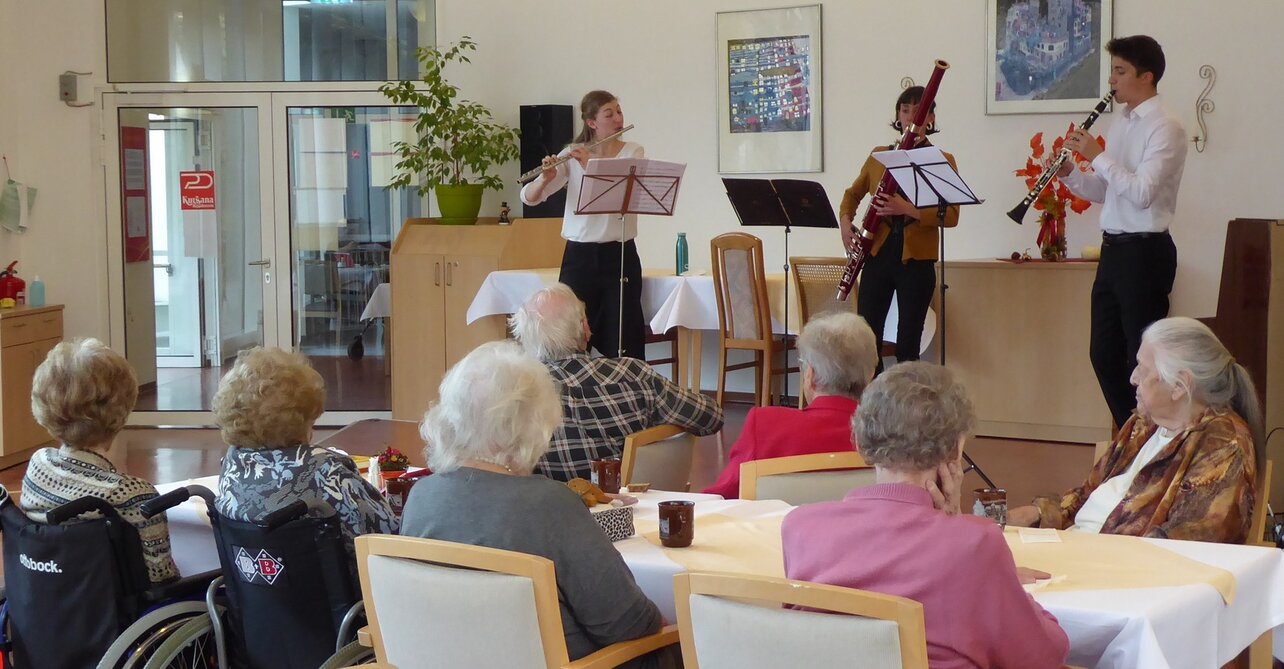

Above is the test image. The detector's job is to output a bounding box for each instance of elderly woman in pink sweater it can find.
[782,362,1069,669]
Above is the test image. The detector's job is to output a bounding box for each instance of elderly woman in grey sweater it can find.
[401,341,671,667]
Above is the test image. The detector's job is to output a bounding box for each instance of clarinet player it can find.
[1058,35,1188,430]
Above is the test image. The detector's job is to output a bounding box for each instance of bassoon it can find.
[837,60,950,301]
[1006,90,1115,224]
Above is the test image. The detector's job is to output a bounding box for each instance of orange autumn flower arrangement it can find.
[1014,126,1104,260]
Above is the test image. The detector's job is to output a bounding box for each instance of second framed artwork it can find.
[986,0,1113,114]
[716,4,822,173]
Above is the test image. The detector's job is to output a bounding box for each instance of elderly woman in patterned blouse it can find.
[22,338,179,584]
[1008,317,1264,543]
[213,347,396,561]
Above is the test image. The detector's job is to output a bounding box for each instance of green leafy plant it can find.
[378,37,520,195]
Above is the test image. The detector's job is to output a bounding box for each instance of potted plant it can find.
[378,37,520,225]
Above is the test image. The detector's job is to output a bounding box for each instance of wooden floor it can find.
[0,400,1097,511]
[136,354,391,412]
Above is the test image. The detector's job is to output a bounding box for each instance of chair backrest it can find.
[356,535,569,669]
[739,451,874,504]
[1249,459,1274,546]
[790,256,858,325]
[0,490,153,669]
[711,233,772,344]
[211,507,361,669]
[674,572,928,669]
[621,424,695,492]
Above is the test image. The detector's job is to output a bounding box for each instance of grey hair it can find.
[419,340,563,474]
[853,362,975,472]
[1143,317,1265,465]
[508,283,587,361]
[798,311,879,399]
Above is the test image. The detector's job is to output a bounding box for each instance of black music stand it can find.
[722,178,839,401]
[873,146,993,488]
[575,157,686,358]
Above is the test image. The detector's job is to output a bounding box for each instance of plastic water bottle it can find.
[675,232,689,276]
[28,276,45,307]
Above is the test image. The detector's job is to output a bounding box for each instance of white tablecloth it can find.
[155,475,222,576]
[613,492,1284,669]
[361,283,391,321]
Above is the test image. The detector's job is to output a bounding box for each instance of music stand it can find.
[872,146,994,488]
[575,157,686,357]
[722,178,839,402]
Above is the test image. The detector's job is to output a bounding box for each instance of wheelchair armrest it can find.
[47,497,117,524]
[259,500,310,530]
[139,568,222,605]
[140,485,217,519]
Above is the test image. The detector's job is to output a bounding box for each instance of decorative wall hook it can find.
[1192,65,1215,153]
[900,77,915,90]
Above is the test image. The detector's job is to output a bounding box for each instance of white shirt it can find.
[1072,429,1176,533]
[1061,96,1188,234]
[519,142,645,243]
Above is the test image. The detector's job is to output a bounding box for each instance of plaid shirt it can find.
[536,354,724,481]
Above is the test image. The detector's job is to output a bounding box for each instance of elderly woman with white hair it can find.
[1008,317,1263,543]
[401,341,670,667]
[704,310,878,498]
[782,362,1069,668]
[213,347,396,559]
[21,339,180,584]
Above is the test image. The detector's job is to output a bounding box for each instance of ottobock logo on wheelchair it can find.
[233,545,286,585]
[19,553,64,574]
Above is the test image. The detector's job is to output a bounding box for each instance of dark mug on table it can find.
[975,487,1008,528]
[591,457,622,494]
[658,500,695,548]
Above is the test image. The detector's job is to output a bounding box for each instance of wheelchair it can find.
[136,485,374,669]
[0,487,222,669]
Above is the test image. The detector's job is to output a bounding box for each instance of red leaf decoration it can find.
[1030,132,1045,159]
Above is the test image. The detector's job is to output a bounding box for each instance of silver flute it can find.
[516,124,634,184]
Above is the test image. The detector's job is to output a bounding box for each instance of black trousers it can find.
[857,228,937,373]
[1091,232,1177,428]
[559,239,645,359]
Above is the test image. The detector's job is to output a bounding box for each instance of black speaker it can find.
[520,104,574,218]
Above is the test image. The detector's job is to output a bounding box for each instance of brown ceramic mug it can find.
[384,475,421,517]
[590,457,622,494]
[658,500,695,548]
[974,487,1008,528]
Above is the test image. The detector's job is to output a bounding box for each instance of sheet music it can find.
[871,146,982,208]
[578,158,687,216]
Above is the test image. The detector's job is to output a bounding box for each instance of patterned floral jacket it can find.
[1033,407,1257,544]
[217,445,398,562]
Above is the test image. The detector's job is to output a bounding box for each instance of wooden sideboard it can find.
[0,304,64,467]
[389,217,565,419]
[940,260,1110,443]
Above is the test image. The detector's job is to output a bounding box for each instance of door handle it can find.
[154,263,174,276]
[248,259,271,267]
[445,261,454,286]
[434,262,441,286]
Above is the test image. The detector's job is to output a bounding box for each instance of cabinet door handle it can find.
[434,262,441,286]
[10,322,26,328]
[445,261,454,286]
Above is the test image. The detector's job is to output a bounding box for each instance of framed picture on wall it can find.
[986,0,1113,114]
[716,4,822,173]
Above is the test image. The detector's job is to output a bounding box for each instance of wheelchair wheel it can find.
[141,613,220,669]
[319,640,377,668]
[96,602,208,669]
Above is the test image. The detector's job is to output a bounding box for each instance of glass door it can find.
[105,93,278,419]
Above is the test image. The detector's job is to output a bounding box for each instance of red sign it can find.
[179,171,216,211]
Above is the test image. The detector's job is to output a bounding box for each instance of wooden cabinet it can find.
[0,305,64,466]
[390,218,565,419]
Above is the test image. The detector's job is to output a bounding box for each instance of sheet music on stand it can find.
[576,157,686,216]
[871,146,982,210]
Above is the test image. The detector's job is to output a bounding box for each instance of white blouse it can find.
[1072,429,1176,533]
[519,142,645,244]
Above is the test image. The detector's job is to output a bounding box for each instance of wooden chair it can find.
[621,424,695,492]
[644,325,679,382]
[739,451,874,505]
[711,233,795,407]
[1248,460,1274,547]
[673,572,928,669]
[355,535,678,669]
[298,257,343,348]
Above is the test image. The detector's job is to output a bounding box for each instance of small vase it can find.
[1039,212,1068,262]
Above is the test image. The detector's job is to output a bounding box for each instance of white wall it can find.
[1,0,1281,346]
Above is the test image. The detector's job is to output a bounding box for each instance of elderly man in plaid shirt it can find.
[511,283,724,481]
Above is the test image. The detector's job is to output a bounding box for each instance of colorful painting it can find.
[987,0,1113,114]
[717,5,822,173]
[727,35,812,134]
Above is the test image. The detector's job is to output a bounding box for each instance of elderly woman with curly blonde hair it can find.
[22,338,180,584]
[213,347,396,557]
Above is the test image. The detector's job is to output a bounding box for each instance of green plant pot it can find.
[435,184,485,225]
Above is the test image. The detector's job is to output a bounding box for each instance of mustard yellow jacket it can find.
[838,144,960,262]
